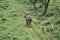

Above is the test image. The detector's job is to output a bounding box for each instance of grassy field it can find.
[0,0,60,40]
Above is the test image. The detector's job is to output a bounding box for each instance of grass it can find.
[0,0,38,40]
[0,0,60,40]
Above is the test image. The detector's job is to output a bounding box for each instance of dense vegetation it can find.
[0,0,60,40]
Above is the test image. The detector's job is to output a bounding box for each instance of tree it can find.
[41,0,50,16]
[29,0,37,10]
[29,0,50,16]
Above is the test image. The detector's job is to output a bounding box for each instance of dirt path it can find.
[29,28,41,40]
[7,0,24,16]
[32,22,52,40]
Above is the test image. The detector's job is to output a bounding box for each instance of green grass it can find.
[0,0,60,40]
[0,1,38,40]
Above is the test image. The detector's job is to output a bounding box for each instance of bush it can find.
[55,21,60,25]
[1,18,7,21]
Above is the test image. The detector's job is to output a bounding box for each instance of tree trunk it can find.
[41,0,50,16]
[30,0,37,10]
[33,3,36,10]
[53,0,55,3]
